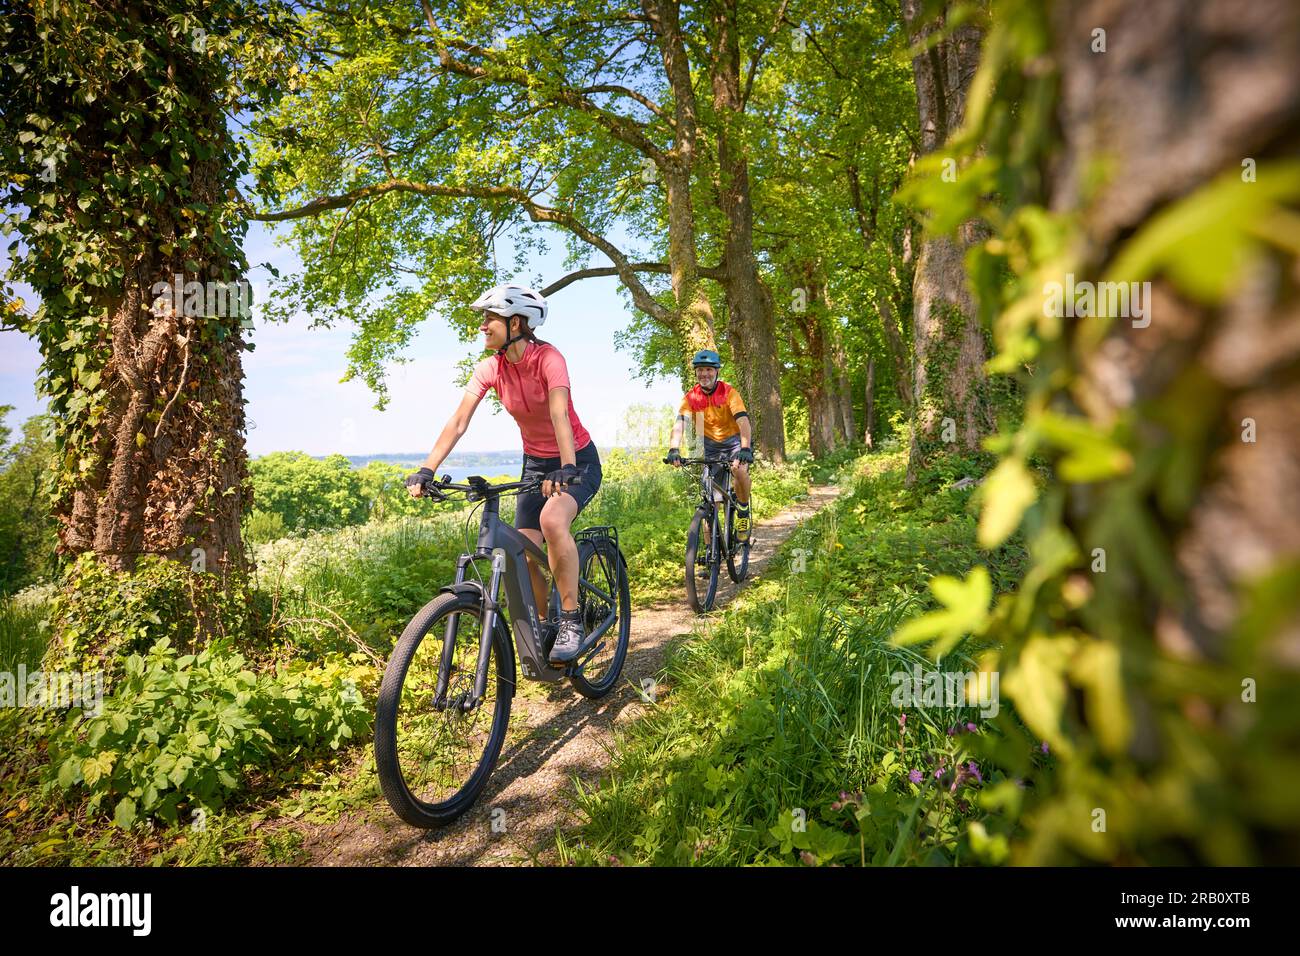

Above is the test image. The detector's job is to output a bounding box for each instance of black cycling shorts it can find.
[703,433,742,484]
[514,441,603,532]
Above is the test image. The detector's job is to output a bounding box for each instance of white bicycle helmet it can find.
[468,283,548,329]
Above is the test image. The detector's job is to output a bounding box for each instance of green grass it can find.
[0,585,52,675]
[557,450,1034,866]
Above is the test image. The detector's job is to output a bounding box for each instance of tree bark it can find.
[901,0,991,484]
[1051,0,1300,666]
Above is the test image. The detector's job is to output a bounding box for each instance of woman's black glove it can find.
[405,467,445,499]
[665,447,682,466]
[545,463,580,486]
[736,447,754,464]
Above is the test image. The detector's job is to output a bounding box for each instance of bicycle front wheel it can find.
[374,590,513,828]
[726,496,751,583]
[684,507,720,613]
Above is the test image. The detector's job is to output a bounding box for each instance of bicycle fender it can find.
[437,581,517,697]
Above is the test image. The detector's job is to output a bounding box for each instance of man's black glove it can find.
[736,447,754,465]
[544,463,579,487]
[665,447,682,466]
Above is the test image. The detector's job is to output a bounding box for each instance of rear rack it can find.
[575,524,620,553]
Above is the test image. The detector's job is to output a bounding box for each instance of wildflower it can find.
[1040,741,1049,754]
[947,725,958,736]
[933,767,944,780]
[966,722,977,733]
[898,712,907,728]
[800,850,817,866]
[967,760,982,784]
[909,769,924,785]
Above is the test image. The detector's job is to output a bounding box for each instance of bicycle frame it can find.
[436,477,619,707]
[691,457,738,558]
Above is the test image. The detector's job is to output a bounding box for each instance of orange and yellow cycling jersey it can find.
[678,381,748,442]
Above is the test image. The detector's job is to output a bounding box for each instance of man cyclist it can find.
[665,349,753,543]
[404,283,602,666]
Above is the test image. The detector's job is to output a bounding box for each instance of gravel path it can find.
[282,484,842,866]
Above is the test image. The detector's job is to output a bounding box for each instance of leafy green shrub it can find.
[357,460,425,522]
[44,637,373,826]
[46,554,258,679]
[243,508,286,544]
[249,451,367,533]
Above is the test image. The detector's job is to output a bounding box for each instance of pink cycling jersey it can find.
[465,341,592,458]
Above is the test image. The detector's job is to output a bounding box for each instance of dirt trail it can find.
[284,484,842,866]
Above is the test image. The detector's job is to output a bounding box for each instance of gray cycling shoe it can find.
[549,608,585,665]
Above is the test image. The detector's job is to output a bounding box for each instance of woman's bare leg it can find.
[539,494,580,612]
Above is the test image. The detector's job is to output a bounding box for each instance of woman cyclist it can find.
[404,283,602,666]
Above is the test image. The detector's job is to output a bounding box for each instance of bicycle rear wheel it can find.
[568,536,632,698]
[684,507,721,613]
[374,590,513,828]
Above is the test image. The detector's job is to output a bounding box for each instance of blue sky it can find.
[2,219,685,457]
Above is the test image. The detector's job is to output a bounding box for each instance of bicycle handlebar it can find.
[416,471,575,501]
[662,455,734,466]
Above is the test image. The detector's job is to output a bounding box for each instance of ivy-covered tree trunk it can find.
[2,2,279,643]
[915,0,1300,864]
[1051,0,1300,751]
[901,0,991,484]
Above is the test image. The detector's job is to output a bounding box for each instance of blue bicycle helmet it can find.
[691,349,722,368]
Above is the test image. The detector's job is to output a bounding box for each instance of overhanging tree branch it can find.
[248,178,677,326]
[541,261,727,296]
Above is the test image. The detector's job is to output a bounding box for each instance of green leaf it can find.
[113,797,137,829]
[892,566,992,655]
[1071,640,1132,755]
[1003,634,1076,755]
[978,458,1036,548]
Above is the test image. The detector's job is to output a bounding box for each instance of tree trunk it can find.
[832,332,857,444]
[846,161,913,414]
[36,28,251,581]
[901,0,991,484]
[709,0,786,463]
[864,357,876,449]
[3,4,259,650]
[991,0,1300,864]
[1052,0,1300,666]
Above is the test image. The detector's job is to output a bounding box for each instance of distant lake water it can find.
[318,445,649,481]
[333,452,523,482]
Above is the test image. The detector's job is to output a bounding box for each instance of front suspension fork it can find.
[434,551,502,713]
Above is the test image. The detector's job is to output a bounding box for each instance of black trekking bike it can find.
[664,455,752,612]
[374,472,631,829]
